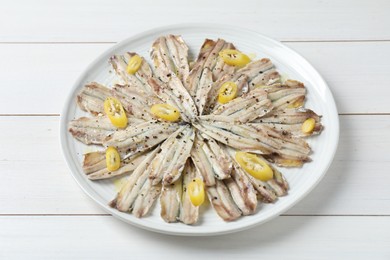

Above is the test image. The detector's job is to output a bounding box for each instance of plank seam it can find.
[282,214,390,217]
[0,42,116,44]
[0,214,111,216]
[0,214,388,217]
[0,114,60,116]
[0,39,390,44]
[1,113,390,117]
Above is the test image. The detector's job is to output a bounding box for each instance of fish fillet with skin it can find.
[110,148,160,214]
[82,150,149,180]
[150,35,190,86]
[251,108,323,138]
[103,120,179,157]
[110,52,156,95]
[203,58,278,114]
[207,180,242,221]
[194,120,311,163]
[179,160,200,225]
[200,88,273,124]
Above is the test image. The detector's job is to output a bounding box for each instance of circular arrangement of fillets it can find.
[68,35,323,224]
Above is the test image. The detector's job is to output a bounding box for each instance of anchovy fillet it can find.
[193,67,213,115]
[148,76,198,122]
[194,120,311,162]
[197,133,233,180]
[110,148,160,213]
[203,75,248,115]
[207,180,242,221]
[252,108,323,137]
[193,121,277,154]
[103,120,179,156]
[186,39,237,99]
[148,126,194,186]
[76,82,157,119]
[248,69,280,88]
[162,126,195,185]
[201,88,273,124]
[179,160,200,225]
[76,82,112,116]
[112,84,160,120]
[68,116,117,145]
[151,35,190,85]
[109,52,155,95]
[262,79,306,110]
[203,58,277,114]
[224,164,257,215]
[82,150,149,180]
[160,177,182,223]
[190,134,216,186]
[148,126,186,185]
[227,148,289,203]
[132,179,161,218]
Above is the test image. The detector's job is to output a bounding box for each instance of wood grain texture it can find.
[0,116,104,214]
[285,42,390,114]
[0,216,389,259]
[0,115,389,215]
[0,44,110,115]
[1,0,389,256]
[287,114,390,215]
[0,42,389,114]
[0,0,389,42]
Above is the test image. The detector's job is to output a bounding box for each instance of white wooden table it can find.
[1,0,390,259]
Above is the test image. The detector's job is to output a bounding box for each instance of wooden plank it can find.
[287,114,390,215]
[285,41,390,114]
[1,42,390,114]
[0,0,389,42]
[0,44,110,115]
[0,116,104,214]
[0,216,389,259]
[0,115,389,215]
[0,160,105,214]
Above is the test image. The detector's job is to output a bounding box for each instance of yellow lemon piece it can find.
[235,151,273,181]
[187,178,205,207]
[150,104,180,122]
[218,81,238,104]
[104,97,128,128]
[301,118,316,134]
[126,54,143,74]
[219,49,251,67]
[106,146,121,172]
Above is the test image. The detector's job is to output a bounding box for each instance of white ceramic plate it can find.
[60,24,339,236]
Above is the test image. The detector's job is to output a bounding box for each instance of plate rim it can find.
[60,23,340,236]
